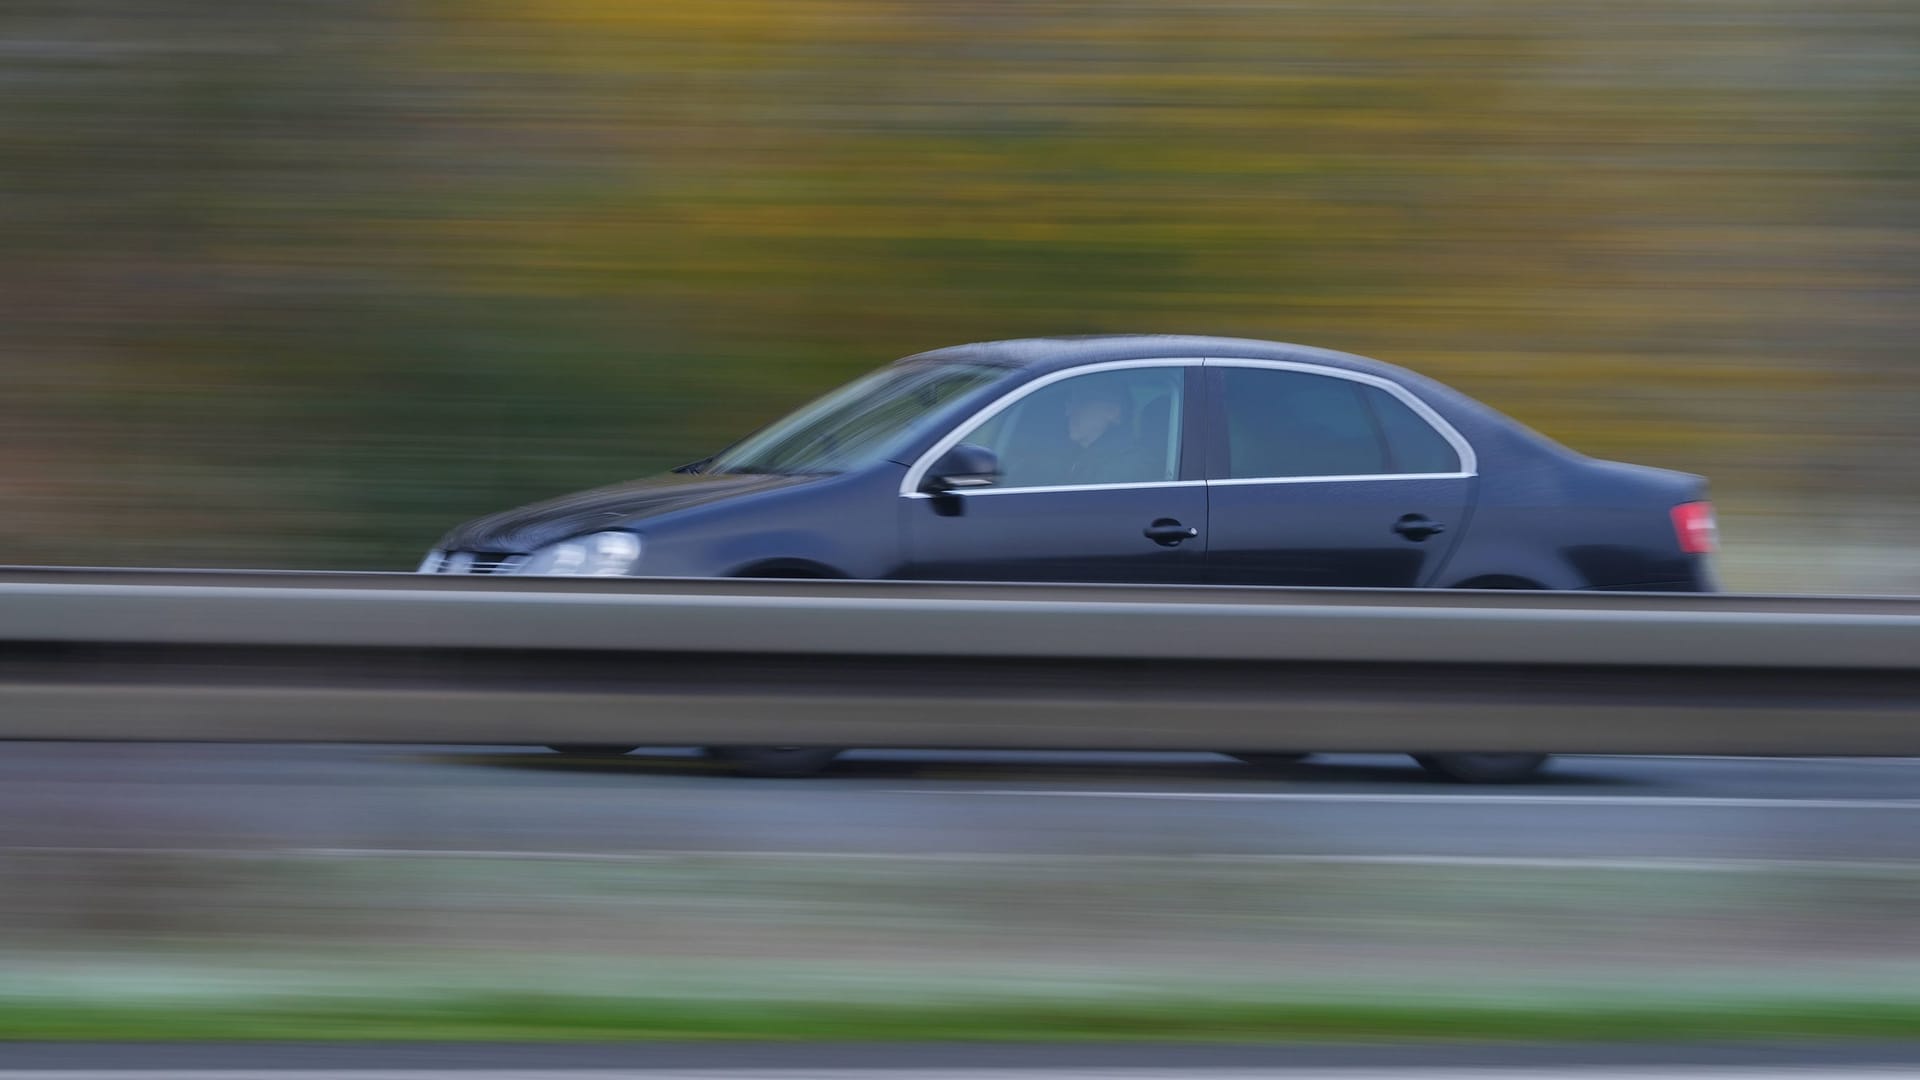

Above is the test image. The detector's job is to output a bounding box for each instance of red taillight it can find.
[1672,501,1717,554]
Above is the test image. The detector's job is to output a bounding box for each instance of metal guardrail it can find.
[0,567,1915,753]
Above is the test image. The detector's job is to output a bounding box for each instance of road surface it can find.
[1,746,1918,864]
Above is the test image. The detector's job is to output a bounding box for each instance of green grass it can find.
[6,995,1920,1042]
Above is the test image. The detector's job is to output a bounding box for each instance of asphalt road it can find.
[1,745,1918,863]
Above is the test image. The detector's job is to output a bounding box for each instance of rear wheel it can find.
[1413,752,1549,784]
[546,744,639,756]
[1414,578,1558,784]
[704,746,842,778]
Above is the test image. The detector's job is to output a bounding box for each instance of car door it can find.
[1202,360,1473,588]
[898,361,1209,584]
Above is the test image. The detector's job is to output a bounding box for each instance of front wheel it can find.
[704,746,842,778]
[1413,753,1549,784]
[1231,753,1311,768]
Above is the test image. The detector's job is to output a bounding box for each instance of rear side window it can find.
[1216,367,1387,478]
[1362,385,1461,473]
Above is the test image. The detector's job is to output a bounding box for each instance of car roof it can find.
[900,334,1406,380]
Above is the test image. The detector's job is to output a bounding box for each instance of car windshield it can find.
[705,362,1006,476]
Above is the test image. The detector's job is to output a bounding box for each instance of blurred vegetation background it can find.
[3,0,1916,571]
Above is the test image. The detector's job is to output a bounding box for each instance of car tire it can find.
[704,746,842,778]
[1413,752,1549,784]
[1230,753,1311,768]
[547,745,640,756]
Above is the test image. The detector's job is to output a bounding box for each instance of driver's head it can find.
[1066,382,1128,447]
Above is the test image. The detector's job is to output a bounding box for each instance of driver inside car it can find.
[1063,382,1150,485]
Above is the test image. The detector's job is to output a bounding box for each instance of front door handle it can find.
[1393,514,1446,542]
[1144,518,1199,547]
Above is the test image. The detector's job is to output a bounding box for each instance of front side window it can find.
[953,366,1185,489]
[709,361,1004,476]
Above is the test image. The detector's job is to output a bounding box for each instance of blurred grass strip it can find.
[5,994,1920,1042]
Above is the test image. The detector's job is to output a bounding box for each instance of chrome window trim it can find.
[1209,473,1466,487]
[899,358,1205,498]
[955,479,1207,498]
[1205,358,1477,480]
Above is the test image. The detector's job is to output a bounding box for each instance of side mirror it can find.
[922,443,1001,493]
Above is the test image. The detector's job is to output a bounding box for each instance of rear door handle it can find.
[1144,518,1199,547]
[1393,514,1446,541]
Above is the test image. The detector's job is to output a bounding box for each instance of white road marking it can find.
[892,790,1920,809]
[0,1060,1912,1068]
[0,847,1916,874]
[1586,755,1920,765]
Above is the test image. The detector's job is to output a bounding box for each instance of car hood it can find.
[436,473,821,554]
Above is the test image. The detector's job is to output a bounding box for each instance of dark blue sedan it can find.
[422,335,1719,781]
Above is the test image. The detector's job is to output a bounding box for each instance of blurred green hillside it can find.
[4,0,1916,568]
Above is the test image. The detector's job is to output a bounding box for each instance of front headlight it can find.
[520,531,642,577]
